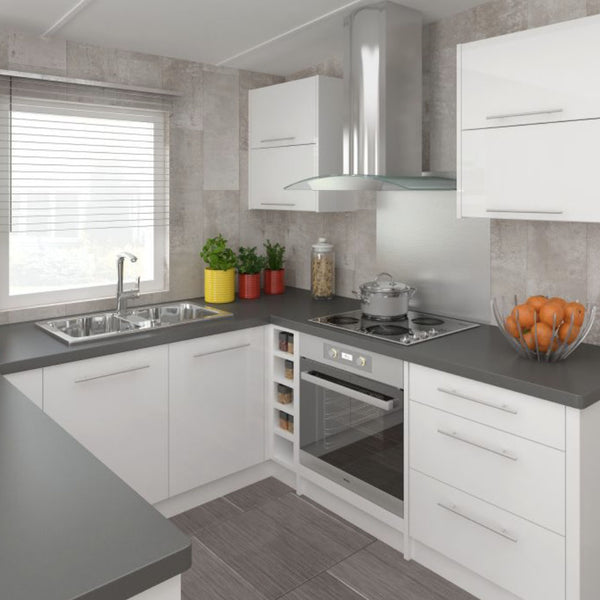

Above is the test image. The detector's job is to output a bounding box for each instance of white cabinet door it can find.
[169,327,265,497]
[460,15,600,130]
[43,346,169,504]
[249,145,318,212]
[4,369,43,409]
[460,119,600,221]
[249,77,317,148]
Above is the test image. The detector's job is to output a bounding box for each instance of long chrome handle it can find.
[486,108,563,120]
[437,502,518,543]
[75,364,150,384]
[193,343,250,359]
[437,387,518,415]
[260,202,296,207]
[260,136,296,143]
[301,371,396,411]
[437,428,518,461]
[485,208,563,215]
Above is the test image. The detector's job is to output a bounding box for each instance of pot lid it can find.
[361,272,409,293]
[312,237,334,251]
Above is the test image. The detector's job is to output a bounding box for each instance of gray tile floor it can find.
[170,477,476,600]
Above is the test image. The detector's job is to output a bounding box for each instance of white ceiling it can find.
[0,0,490,75]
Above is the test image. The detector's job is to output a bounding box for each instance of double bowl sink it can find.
[37,302,233,344]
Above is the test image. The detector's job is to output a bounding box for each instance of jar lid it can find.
[312,237,334,251]
[361,272,409,293]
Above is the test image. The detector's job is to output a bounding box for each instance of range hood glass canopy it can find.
[286,2,456,193]
[285,173,456,192]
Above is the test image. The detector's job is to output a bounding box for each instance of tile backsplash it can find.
[2,0,600,345]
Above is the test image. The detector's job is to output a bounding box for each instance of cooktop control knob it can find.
[428,328,438,335]
[356,356,367,367]
[400,335,411,343]
[328,347,339,359]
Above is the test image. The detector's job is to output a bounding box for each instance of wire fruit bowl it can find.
[492,297,596,362]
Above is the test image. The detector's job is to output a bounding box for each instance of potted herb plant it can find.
[237,246,266,300]
[200,234,237,303]
[263,240,286,295]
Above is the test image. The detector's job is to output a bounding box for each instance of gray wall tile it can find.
[588,0,600,15]
[527,0,586,27]
[8,31,66,74]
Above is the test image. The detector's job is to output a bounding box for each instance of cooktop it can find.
[310,309,479,346]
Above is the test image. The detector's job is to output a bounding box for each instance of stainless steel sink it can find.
[37,302,233,344]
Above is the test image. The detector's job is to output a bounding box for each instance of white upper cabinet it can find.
[460,15,600,130]
[249,77,318,148]
[458,14,600,222]
[249,75,356,212]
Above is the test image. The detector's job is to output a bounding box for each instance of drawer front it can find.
[249,77,317,148]
[409,364,565,449]
[410,401,565,534]
[460,16,600,130]
[410,470,565,600]
[460,120,600,223]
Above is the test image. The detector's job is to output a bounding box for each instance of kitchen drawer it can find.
[410,470,565,600]
[410,401,565,534]
[409,364,565,449]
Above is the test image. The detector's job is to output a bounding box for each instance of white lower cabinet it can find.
[169,327,265,497]
[410,470,565,600]
[43,346,169,504]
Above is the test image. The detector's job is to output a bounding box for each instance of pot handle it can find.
[352,289,369,304]
[408,287,416,298]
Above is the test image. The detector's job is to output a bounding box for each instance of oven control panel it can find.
[324,343,372,372]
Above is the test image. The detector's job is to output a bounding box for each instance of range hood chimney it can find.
[286,2,456,192]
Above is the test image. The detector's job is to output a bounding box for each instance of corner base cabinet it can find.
[169,327,265,497]
[43,346,169,504]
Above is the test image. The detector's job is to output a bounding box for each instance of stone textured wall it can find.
[0,29,282,323]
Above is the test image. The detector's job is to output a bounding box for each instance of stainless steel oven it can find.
[299,334,404,516]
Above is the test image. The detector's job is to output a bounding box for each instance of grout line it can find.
[221,494,245,513]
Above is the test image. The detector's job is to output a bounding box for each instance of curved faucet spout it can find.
[117,252,138,263]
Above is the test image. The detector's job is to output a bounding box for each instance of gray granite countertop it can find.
[0,376,191,600]
[2,287,600,408]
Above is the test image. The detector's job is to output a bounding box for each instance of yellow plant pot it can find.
[204,268,235,303]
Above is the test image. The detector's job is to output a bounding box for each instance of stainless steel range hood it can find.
[286,2,456,192]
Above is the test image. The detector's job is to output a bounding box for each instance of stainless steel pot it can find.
[355,273,416,319]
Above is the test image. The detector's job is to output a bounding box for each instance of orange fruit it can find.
[505,316,520,338]
[539,301,565,328]
[532,322,554,352]
[511,304,535,330]
[522,331,536,351]
[548,296,567,308]
[558,322,580,344]
[564,302,585,327]
[526,295,547,313]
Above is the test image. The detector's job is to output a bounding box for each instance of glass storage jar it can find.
[311,237,335,300]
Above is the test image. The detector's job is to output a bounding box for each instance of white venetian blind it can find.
[0,74,173,232]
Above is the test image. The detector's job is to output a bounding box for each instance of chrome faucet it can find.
[116,252,140,316]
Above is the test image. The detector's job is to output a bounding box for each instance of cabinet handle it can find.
[193,343,250,359]
[485,208,563,215]
[437,387,518,414]
[485,108,563,120]
[74,364,150,384]
[260,202,296,207]
[437,428,518,461]
[260,136,296,143]
[437,502,518,543]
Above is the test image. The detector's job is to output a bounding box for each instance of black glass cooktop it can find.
[310,309,479,346]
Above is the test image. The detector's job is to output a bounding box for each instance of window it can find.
[0,75,171,309]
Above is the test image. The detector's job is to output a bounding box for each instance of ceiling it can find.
[0,0,491,76]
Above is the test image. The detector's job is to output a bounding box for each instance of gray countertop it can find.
[0,376,191,600]
[2,288,600,408]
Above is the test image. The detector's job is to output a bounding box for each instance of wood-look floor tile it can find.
[224,476,293,511]
[366,542,477,600]
[170,497,242,537]
[281,572,366,600]
[197,506,350,600]
[329,542,456,600]
[182,537,267,600]
[257,493,373,558]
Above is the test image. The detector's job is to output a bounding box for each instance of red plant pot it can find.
[264,269,285,295]
[238,273,261,299]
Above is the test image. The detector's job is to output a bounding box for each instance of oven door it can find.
[299,357,404,516]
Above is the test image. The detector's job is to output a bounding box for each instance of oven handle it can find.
[300,371,396,411]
